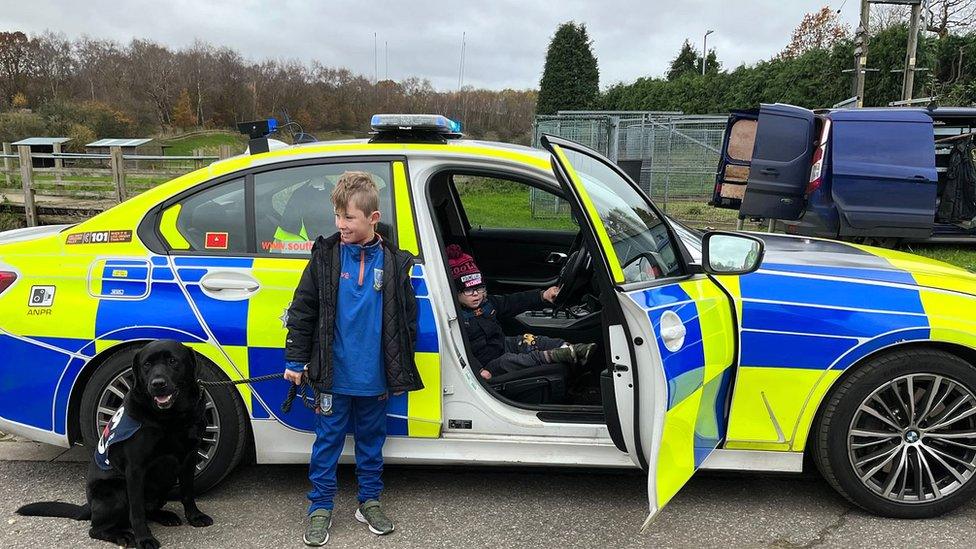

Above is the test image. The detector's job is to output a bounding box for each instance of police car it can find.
[2,114,976,522]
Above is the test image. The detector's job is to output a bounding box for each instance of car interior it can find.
[428,169,607,409]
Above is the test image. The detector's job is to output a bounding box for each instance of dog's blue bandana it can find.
[94,406,142,471]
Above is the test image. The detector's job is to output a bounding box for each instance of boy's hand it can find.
[542,286,560,303]
[479,369,492,380]
[283,369,304,385]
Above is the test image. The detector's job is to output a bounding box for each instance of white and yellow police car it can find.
[2,114,976,522]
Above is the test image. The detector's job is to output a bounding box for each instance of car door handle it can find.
[546,252,568,264]
[760,168,779,176]
[199,271,260,297]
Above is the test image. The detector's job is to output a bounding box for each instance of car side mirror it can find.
[702,232,764,275]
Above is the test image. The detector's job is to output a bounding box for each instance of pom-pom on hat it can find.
[446,244,484,290]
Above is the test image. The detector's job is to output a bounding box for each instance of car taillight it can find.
[806,146,824,196]
[0,271,16,295]
[805,119,830,197]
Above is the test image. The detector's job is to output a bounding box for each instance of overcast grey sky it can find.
[5,1,862,90]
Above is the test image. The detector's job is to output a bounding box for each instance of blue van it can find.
[711,104,976,244]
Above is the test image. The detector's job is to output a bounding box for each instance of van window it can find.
[832,121,933,168]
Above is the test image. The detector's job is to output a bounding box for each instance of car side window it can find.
[172,178,248,253]
[453,174,575,231]
[253,162,395,256]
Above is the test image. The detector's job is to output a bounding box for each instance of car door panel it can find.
[543,134,738,521]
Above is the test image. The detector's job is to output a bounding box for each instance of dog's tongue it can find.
[155,394,173,405]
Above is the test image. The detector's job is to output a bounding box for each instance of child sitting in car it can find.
[446,244,595,380]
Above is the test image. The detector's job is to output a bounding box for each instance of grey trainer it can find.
[303,509,332,546]
[354,500,394,535]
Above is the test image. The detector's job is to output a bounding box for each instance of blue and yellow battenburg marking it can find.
[0,155,443,440]
[626,276,735,508]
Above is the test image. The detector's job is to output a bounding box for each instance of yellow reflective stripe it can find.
[678,277,734,385]
[407,352,442,437]
[655,385,702,508]
[725,366,841,452]
[393,161,419,255]
[551,145,625,283]
[159,204,190,250]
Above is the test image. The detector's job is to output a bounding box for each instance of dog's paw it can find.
[186,511,213,528]
[136,535,161,549]
[148,509,182,527]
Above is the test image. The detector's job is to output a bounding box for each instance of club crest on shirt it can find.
[373,268,383,291]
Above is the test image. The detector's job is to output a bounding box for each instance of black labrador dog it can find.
[18,339,213,548]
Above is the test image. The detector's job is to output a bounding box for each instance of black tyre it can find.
[813,348,976,518]
[79,345,248,493]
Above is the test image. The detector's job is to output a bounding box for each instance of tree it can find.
[927,0,976,38]
[779,6,850,59]
[668,40,700,80]
[536,22,599,115]
[695,49,720,75]
[11,92,27,108]
[172,88,196,129]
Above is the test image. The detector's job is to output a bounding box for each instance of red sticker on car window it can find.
[205,232,229,250]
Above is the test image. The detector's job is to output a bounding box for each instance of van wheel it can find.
[813,348,976,518]
[79,345,248,493]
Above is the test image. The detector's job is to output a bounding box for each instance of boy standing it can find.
[283,171,422,546]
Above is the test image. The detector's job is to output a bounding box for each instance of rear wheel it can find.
[813,348,976,518]
[79,345,248,493]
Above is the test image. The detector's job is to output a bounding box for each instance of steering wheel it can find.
[551,233,592,312]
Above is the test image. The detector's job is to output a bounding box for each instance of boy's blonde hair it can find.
[331,171,379,215]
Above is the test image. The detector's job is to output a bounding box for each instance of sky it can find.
[4,1,865,91]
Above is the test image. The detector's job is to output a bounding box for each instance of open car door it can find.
[541,135,737,525]
[740,103,816,220]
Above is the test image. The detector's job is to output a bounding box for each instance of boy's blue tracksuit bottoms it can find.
[307,393,387,513]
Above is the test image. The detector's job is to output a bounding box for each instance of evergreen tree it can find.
[667,40,700,80]
[537,22,600,115]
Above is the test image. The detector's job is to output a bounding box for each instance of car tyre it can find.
[813,348,976,518]
[79,344,248,493]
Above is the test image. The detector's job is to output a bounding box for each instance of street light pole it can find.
[702,30,714,76]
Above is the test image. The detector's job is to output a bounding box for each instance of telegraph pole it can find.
[853,0,871,107]
[901,0,924,101]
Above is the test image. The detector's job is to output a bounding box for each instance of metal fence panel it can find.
[532,112,742,229]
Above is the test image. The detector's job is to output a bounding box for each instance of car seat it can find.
[478,361,570,405]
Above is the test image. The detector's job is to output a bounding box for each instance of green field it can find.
[162,132,246,156]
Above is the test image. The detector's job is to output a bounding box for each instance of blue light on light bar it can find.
[267,118,278,133]
[370,114,462,133]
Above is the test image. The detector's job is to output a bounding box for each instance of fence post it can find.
[53,141,63,187]
[110,146,127,203]
[2,142,11,189]
[17,145,38,227]
[218,144,233,160]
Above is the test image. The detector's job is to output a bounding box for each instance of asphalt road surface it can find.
[3,454,976,548]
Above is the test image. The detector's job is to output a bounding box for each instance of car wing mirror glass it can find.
[702,232,764,275]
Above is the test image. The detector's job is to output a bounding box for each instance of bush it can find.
[0,111,48,143]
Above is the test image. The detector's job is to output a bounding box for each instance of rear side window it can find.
[174,178,247,253]
[253,162,394,255]
[832,121,933,168]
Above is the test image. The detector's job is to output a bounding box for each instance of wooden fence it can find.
[0,143,236,226]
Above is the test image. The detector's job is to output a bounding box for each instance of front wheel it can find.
[79,345,248,493]
[813,348,976,518]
